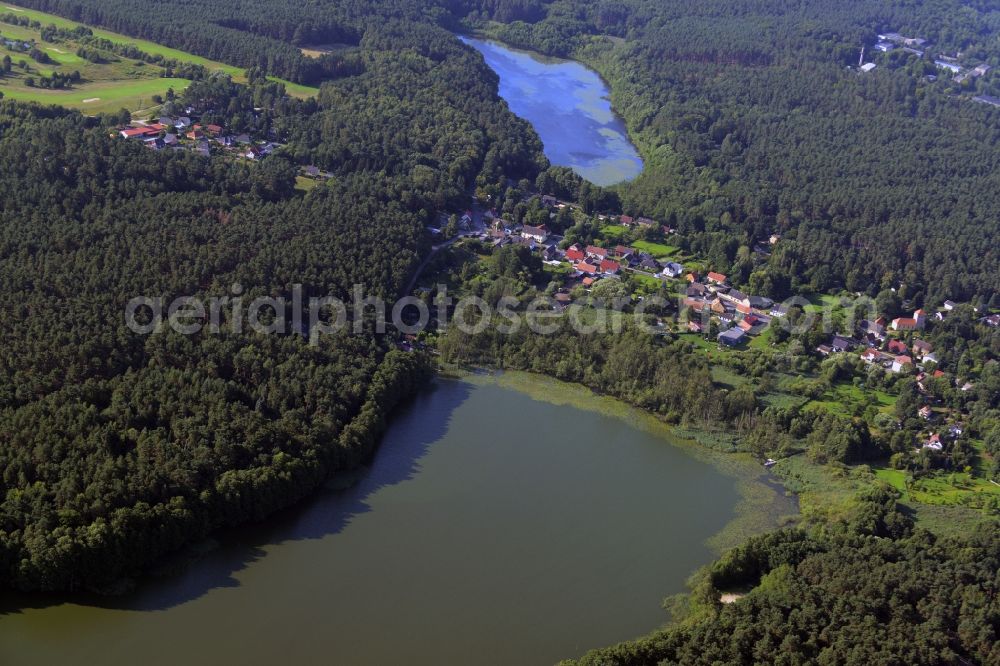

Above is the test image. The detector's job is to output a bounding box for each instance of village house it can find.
[688,320,704,333]
[861,348,879,363]
[683,297,707,311]
[718,327,746,347]
[585,245,609,260]
[687,283,710,298]
[891,355,913,373]
[923,433,943,451]
[737,316,759,333]
[119,126,160,139]
[661,262,684,278]
[816,344,833,356]
[521,225,549,243]
[565,245,586,262]
[831,335,857,352]
[637,256,661,272]
[574,261,599,276]
[919,405,933,420]
[887,339,908,355]
[770,303,789,317]
[891,309,925,331]
[859,319,887,340]
[912,339,933,358]
[599,259,621,275]
[614,245,635,259]
[720,288,751,308]
[707,272,728,285]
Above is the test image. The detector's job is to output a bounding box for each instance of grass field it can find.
[1,3,318,105]
[598,226,679,259]
[677,331,718,355]
[806,381,896,417]
[627,270,663,288]
[632,239,679,258]
[1,77,191,114]
[874,466,1000,509]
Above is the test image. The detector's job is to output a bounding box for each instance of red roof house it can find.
[120,126,160,139]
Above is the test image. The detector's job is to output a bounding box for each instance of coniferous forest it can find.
[0,0,998,662]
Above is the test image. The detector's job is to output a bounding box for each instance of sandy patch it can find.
[720,593,744,604]
[47,47,67,54]
[5,6,24,10]
[82,98,100,103]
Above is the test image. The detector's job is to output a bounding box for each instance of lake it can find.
[0,377,786,665]
[460,36,643,187]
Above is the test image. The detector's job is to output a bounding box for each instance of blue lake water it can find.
[461,36,643,187]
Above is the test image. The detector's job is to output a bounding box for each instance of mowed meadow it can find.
[0,3,316,114]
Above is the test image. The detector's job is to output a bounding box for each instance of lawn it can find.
[677,331,718,354]
[1,77,192,114]
[294,175,322,192]
[628,271,663,288]
[748,327,773,349]
[3,3,318,98]
[599,225,626,239]
[632,239,678,258]
[44,47,83,64]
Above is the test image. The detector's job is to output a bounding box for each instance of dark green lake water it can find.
[0,379,751,665]
[461,36,643,187]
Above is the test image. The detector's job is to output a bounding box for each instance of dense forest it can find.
[465,0,1000,304]
[1,1,998,662]
[0,101,426,590]
[8,0,999,300]
[0,2,547,589]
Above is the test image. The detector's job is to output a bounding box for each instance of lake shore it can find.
[456,369,800,555]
